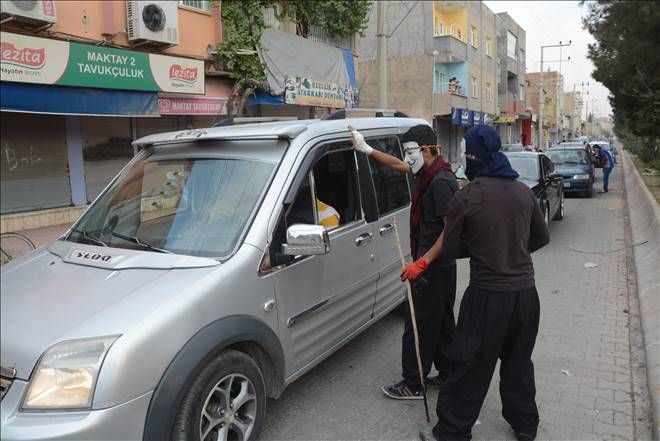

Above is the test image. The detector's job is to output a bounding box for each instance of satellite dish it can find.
[142,3,166,32]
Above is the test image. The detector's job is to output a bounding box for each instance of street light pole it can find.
[538,41,571,150]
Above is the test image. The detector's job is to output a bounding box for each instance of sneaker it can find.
[515,429,537,441]
[425,375,444,388]
[419,423,437,441]
[382,380,423,400]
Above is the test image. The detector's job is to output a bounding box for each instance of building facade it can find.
[358,0,500,162]
[526,70,563,148]
[494,12,529,146]
[1,0,231,232]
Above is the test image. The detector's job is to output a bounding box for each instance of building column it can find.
[65,116,87,206]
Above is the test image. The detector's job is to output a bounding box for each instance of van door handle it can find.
[379,223,394,236]
[355,232,373,246]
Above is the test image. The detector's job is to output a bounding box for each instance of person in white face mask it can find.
[349,124,459,401]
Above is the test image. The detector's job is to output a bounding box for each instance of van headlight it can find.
[573,174,590,180]
[22,336,118,410]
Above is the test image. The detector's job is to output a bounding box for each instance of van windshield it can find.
[68,151,275,258]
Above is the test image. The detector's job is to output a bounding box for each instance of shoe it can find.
[515,430,537,441]
[381,380,423,400]
[419,423,437,441]
[599,190,608,193]
[425,375,444,388]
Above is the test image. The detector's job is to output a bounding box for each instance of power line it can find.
[388,1,420,38]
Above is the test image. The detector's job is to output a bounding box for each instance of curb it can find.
[623,151,660,437]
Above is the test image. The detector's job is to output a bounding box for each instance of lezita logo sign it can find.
[0,42,46,69]
[169,64,198,84]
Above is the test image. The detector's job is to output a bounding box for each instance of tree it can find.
[218,0,371,118]
[582,1,660,162]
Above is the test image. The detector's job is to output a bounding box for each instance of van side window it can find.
[367,137,411,215]
[312,149,360,228]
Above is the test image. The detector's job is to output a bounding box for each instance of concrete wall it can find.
[623,152,660,436]
[358,55,434,122]
[2,0,221,60]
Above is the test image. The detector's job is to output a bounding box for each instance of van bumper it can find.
[1,380,152,441]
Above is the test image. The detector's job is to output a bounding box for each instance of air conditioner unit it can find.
[0,0,57,25]
[126,1,179,47]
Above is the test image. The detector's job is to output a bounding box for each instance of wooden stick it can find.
[392,218,430,423]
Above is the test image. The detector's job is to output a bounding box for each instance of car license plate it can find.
[563,182,571,188]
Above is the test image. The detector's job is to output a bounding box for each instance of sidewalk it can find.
[1,223,71,263]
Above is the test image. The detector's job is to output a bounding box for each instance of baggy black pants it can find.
[433,286,540,441]
[401,264,457,388]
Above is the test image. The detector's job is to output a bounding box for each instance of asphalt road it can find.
[259,166,655,441]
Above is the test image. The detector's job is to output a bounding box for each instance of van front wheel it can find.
[173,349,266,441]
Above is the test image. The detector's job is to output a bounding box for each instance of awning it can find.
[247,89,285,107]
[0,82,159,117]
[258,28,355,95]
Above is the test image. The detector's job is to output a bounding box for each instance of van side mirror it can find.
[282,224,330,256]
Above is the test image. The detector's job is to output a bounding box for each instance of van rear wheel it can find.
[173,349,266,441]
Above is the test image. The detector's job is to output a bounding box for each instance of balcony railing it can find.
[435,81,466,96]
[307,24,353,49]
[432,26,467,43]
[262,9,353,49]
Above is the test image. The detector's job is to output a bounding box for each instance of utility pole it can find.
[572,81,589,137]
[538,41,571,150]
[376,1,388,109]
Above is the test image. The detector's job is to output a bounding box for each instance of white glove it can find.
[350,128,374,155]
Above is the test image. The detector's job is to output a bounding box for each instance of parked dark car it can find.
[545,146,595,197]
[504,151,564,226]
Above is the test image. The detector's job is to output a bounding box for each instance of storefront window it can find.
[81,117,134,203]
[0,113,72,214]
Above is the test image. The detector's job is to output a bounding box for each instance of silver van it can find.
[0,116,423,441]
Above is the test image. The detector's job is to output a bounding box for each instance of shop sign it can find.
[451,107,471,126]
[158,96,227,115]
[284,76,356,108]
[1,32,204,94]
[471,111,483,125]
[483,113,494,125]
[494,115,517,124]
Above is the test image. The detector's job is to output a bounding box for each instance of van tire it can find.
[172,349,266,441]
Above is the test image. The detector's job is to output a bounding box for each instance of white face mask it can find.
[403,142,423,174]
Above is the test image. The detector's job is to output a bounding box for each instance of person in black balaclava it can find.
[402,125,549,441]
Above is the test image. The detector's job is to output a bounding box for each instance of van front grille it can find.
[0,366,16,400]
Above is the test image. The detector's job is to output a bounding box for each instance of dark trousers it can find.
[603,167,612,192]
[433,286,540,441]
[402,264,457,388]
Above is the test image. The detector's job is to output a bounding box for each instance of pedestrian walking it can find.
[403,125,549,441]
[598,145,615,193]
[349,124,459,400]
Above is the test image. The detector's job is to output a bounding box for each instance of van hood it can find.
[0,241,219,379]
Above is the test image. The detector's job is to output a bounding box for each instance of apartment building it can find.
[0,0,227,232]
[494,12,530,145]
[358,0,498,162]
[526,70,564,147]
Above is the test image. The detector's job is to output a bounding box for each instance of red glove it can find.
[400,258,429,281]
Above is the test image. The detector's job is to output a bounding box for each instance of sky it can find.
[483,0,612,118]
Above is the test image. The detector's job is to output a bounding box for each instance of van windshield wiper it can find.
[110,232,172,254]
[70,228,108,247]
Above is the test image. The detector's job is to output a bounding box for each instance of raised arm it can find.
[349,126,411,174]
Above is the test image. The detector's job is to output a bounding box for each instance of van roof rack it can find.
[323,108,410,120]
[212,117,299,127]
